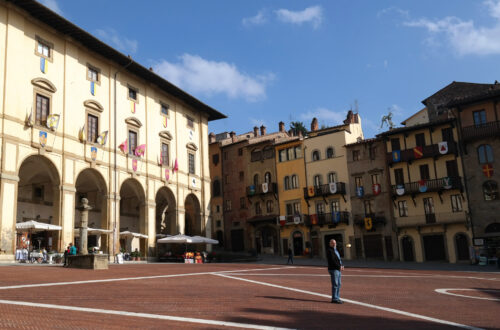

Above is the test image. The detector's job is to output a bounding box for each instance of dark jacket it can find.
[326,247,342,270]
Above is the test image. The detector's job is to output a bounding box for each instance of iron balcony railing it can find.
[353,213,387,226]
[284,214,304,225]
[303,182,346,199]
[391,176,463,196]
[462,121,500,142]
[246,182,277,196]
[305,212,349,226]
[386,141,457,165]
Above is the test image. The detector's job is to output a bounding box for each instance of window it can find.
[313,175,322,187]
[291,175,298,189]
[266,200,273,213]
[253,174,259,186]
[352,150,360,161]
[240,197,246,209]
[33,185,44,201]
[451,195,462,212]
[216,220,221,226]
[355,176,363,188]
[330,199,340,212]
[35,94,50,126]
[446,160,459,178]
[36,39,50,58]
[415,133,426,147]
[316,202,326,214]
[128,87,137,101]
[255,202,262,215]
[442,127,454,142]
[369,146,377,160]
[216,206,220,214]
[279,149,287,162]
[188,153,195,174]
[161,103,169,116]
[187,116,194,128]
[391,138,401,151]
[371,174,380,185]
[286,201,301,215]
[288,148,294,161]
[213,180,221,197]
[394,168,404,185]
[238,148,243,156]
[328,172,337,183]
[326,147,335,159]
[473,110,486,126]
[251,149,262,162]
[264,172,271,183]
[477,145,494,164]
[87,67,99,82]
[161,143,169,165]
[423,197,435,214]
[483,181,499,201]
[294,146,302,158]
[128,130,137,155]
[212,154,219,165]
[279,146,302,162]
[398,201,408,217]
[239,171,244,182]
[225,200,232,211]
[284,176,291,190]
[364,200,373,215]
[312,150,320,161]
[263,147,274,159]
[87,114,98,143]
[419,164,430,181]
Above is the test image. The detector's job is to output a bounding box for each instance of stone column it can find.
[78,198,92,255]
[0,173,20,261]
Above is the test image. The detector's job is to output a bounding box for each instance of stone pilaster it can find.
[0,173,19,261]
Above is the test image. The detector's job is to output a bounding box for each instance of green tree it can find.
[290,121,307,137]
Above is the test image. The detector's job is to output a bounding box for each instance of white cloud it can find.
[299,107,345,125]
[95,28,138,54]
[377,6,409,19]
[39,0,62,15]
[154,54,274,102]
[243,10,267,27]
[275,6,323,29]
[404,0,500,56]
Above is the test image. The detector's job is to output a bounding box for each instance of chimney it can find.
[298,130,303,138]
[311,118,318,131]
[279,121,285,133]
[230,131,237,143]
[209,132,216,144]
[260,125,267,136]
[344,110,354,124]
[253,126,259,137]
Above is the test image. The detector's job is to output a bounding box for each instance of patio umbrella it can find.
[191,236,219,244]
[157,234,196,243]
[16,220,62,259]
[74,227,112,236]
[119,231,148,239]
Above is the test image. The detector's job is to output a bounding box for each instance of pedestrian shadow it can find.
[257,295,323,303]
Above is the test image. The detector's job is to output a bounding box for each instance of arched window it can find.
[477,144,494,164]
[312,150,320,161]
[326,147,335,159]
[255,202,261,215]
[284,176,291,190]
[266,200,273,213]
[253,174,259,186]
[213,180,221,197]
[314,174,322,187]
[328,172,337,183]
[264,172,271,183]
[483,181,499,201]
[291,175,298,189]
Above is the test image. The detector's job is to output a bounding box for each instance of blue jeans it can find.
[329,269,341,301]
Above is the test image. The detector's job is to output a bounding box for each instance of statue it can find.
[380,111,394,130]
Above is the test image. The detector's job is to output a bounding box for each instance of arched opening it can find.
[184,194,201,236]
[401,236,414,261]
[155,187,177,257]
[292,231,304,256]
[17,155,61,251]
[119,179,146,256]
[455,233,469,261]
[255,226,278,255]
[485,222,500,233]
[216,230,224,247]
[75,169,108,254]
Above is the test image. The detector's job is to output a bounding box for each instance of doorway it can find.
[292,231,303,256]
[401,236,414,261]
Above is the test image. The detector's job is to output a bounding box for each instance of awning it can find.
[16,220,62,232]
[74,228,112,236]
[120,231,148,239]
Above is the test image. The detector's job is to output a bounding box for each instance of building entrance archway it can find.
[401,236,415,261]
[184,194,201,236]
[119,179,146,255]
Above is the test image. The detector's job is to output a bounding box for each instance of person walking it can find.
[287,246,294,265]
[326,239,344,304]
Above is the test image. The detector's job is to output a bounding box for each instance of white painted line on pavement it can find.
[435,289,500,302]
[215,274,483,330]
[0,299,293,330]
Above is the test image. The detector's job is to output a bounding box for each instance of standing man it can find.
[326,239,344,304]
[287,246,294,265]
[69,242,77,255]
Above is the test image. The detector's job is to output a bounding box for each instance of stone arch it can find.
[255,224,278,255]
[119,178,147,255]
[155,186,177,236]
[401,235,415,262]
[31,77,57,93]
[83,100,104,113]
[74,168,109,254]
[17,155,61,251]
[184,193,201,236]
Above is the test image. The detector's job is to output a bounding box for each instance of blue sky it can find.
[40,0,500,138]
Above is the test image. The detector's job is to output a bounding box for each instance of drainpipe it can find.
[112,58,133,258]
[302,144,313,258]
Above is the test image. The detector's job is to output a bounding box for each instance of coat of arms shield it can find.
[39,131,47,147]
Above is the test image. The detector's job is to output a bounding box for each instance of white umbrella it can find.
[74,227,112,236]
[192,236,219,244]
[120,231,148,239]
[16,220,62,232]
[157,234,196,244]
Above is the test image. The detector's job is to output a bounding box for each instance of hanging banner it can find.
[91,146,97,161]
[132,159,138,172]
[162,116,167,128]
[332,211,341,224]
[413,146,423,159]
[118,139,128,153]
[392,150,401,162]
[329,182,337,194]
[483,164,493,178]
[307,186,315,197]
[293,214,301,224]
[396,184,405,196]
[356,186,364,197]
[90,81,96,96]
[438,141,448,154]
[78,125,86,142]
[39,131,47,147]
[191,178,197,188]
[248,185,256,195]
[97,131,108,146]
[364,217,373,231]
[130,101,136,114]
[262,182,269,193]
[46,114,60,131]
[418,180,427,193]
[40,57,47,73]
[443,177,452,189]
[372,183,381,195]
[165,169,170,181]
[279,216,286,226]
[310,214,318,225]
[134,144,146,157]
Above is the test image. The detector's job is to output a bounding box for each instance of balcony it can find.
[246,182,277,196]
[305,212,349,226]
[386,141,458,165]
[353,213,387,227]
[391,176,463,197]
[395,211,467,228]
[303,182,346,199]
[462,121,500,142]
[283,214,304,225]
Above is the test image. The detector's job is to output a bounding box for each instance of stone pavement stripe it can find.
[0,299,294,330]
[0,266,294,291]
[215,274,484,330]
[227,273,500,281]
[435,289,500,302]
